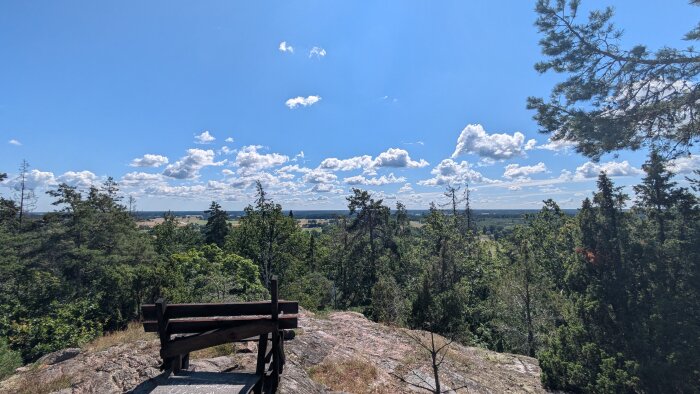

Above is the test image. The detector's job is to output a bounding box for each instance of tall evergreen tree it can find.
[203,201,229,247]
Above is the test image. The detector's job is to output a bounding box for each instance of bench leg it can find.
[254,335,268,394]
[182,353,190,370]
[171,354,183,375]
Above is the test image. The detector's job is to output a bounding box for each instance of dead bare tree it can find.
[392,329,470,393]
[440,183,464,217]
[15,160,36,227]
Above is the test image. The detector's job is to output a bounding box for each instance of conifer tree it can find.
[204,201,229,247]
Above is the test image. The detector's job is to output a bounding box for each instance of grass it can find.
[191,343,237,359]
[308,357,379,393]
[84,322,156,352]
[13,375,72,394]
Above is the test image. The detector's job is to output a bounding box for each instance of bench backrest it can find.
[141,300,299,335]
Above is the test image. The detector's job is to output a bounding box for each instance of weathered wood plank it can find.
[162,321,276,358]
[143,315,298,334]
[141,301,298,321]
[145,371,260,394]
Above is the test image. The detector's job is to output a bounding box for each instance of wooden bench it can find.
[141,277,298,394]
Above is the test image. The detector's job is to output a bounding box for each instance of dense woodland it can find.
[1,151,699,393]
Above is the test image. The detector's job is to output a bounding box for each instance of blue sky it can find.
[1,1,698,211]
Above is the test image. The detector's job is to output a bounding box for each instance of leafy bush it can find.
[0,337,22,380]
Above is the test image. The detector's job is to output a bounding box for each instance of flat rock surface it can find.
[0,311,547,393]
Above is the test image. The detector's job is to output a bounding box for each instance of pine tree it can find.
[204,201,229,247]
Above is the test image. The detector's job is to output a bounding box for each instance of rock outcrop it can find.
[0,311,546,393]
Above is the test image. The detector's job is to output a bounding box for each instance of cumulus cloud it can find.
[418,159,496,186]
[163,149,226,179]
[374,148,429,168]
[303,168,338,184]
[5,169,56,190]
[57,171,98,188]
[121,172,164,187]
[398,183,413,193]
[195,131,215,144]
[668,154,700,174]
[144,184,207,198]
[320,155,374,172]
[277,164,312,174]
[234,145,288,175]
[344,173,406,186]
[278,41,294,53]
[225,137,234,143]
[8,139,21,146]
[574,160,642,179]
[285,95,321,109]
[309,46,326,58]
[320,148,428,174]
[452,124,535,161]
[537,137,576,152]
[129,154,169,168]
[503,162,547,179]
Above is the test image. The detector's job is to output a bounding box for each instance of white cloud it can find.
[285,95,321,109]
[292,151,305,162]
[668,154,700,174]
[574,160,642,180]
[121,172,164,187]
[8,139,21,146]
[452,124,535,161]
[57,171,98,188]
[373,148,429,168]
[234,145,288,175]
[398,183,413,193]
[144,184,207,198]
[219,146,235,155]
[319,148,428,174]
[418,159,496,186]
[277,164,312,174]
[344,173,406,186]
[320,155,374,172]
[537,137,577,152]
[129,154,169,168]
[195,131,215,144]
[309,46,326,58]
[303,168,338,184]
[225,137,234,143]
[278,41,294,53]
[163,149,226,179]
[503,162,547,179]
[6,169,56,190]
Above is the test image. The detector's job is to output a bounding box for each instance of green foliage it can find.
[163,245,268,303]
[203,201,230,247]
[8,300,102,362]
[539,170,700,393]
[151,211,203,255]
[281,272,333,311]
[226,181,302,289]
[369,275,405,325]
[0,337,22,381]
[529,0,700,158]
